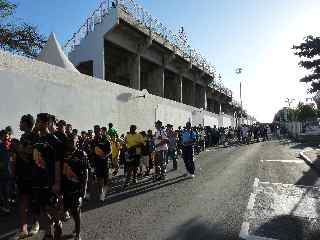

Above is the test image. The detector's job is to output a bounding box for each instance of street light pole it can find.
[236,67,243,125]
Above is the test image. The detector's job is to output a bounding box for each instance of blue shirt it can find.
[182,130,196,146]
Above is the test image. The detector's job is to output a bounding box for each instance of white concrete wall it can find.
[0,50,233,136]
[204,115,219,128]
[222,115,233,128]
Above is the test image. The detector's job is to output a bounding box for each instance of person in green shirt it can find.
[108,123,118,140]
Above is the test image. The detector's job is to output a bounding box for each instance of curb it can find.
[299,149,316,168]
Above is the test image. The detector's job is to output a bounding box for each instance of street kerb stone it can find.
[240,179,320,240]
[300,149,320,170]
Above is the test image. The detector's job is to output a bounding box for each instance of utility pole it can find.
[236,67,243,125]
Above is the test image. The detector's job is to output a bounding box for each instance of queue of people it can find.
[0,113,203,240]
[203,124,272,147]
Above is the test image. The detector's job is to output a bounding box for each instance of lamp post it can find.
[236,67,243,125]
[234,111,238,127]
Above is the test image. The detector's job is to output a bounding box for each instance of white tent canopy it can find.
[37,32,79,72]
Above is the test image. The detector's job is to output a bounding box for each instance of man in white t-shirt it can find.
[154,120,168,181]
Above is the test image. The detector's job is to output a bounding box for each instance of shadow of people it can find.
[166,217,227,240]
[254,215,303,240]
[82,174,189,212]
[295,151,320,187]
[0,174,189,240]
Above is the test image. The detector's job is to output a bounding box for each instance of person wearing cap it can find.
[154,120,169,181]
[165,124,178,170]
[182,122,196,178]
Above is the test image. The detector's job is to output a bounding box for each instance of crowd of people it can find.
[203,124,273,147]
[0,113,205,240]
[0,112,274,240]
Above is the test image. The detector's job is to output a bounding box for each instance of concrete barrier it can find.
[0,50,234,136]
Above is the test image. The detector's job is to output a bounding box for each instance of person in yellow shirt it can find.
[111,137,120,176]
[124,125,144,186]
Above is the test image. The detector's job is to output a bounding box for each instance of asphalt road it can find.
[2,139,320,240]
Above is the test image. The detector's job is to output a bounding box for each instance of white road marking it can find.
[259,180,320,190]
[253,178,259,189]
[247,193,256,210]
[260,159,304,163]
[239,221,250,239]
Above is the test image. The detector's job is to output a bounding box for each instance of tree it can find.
[295,102,317,122]
[0,0,15,17]
[293,35,320,93]
[0,0,46,58]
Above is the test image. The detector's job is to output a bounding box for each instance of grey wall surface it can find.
[0,50,233,136]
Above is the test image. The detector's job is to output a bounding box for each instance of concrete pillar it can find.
[130,54,141,90]
[93,39,105,80]
[204,88,207,110]
[218,112,223,128]
[152,67,164,97]
[192,82,196,107]
[178,75,183,103]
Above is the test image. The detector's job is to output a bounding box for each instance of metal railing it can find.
[63,0,232,98]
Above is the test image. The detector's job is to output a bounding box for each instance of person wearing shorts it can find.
[124,125,144,186]
[62,136,89,240]
[92,125,111,202]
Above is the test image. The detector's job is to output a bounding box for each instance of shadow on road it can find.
[83,174,189,212]
[254,215,303,239]
[295,159,320,186]
[166,217,228,240]
[253,214,320,240]
[0,174,190,240]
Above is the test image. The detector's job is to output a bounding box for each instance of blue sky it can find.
[12,0,320,122]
